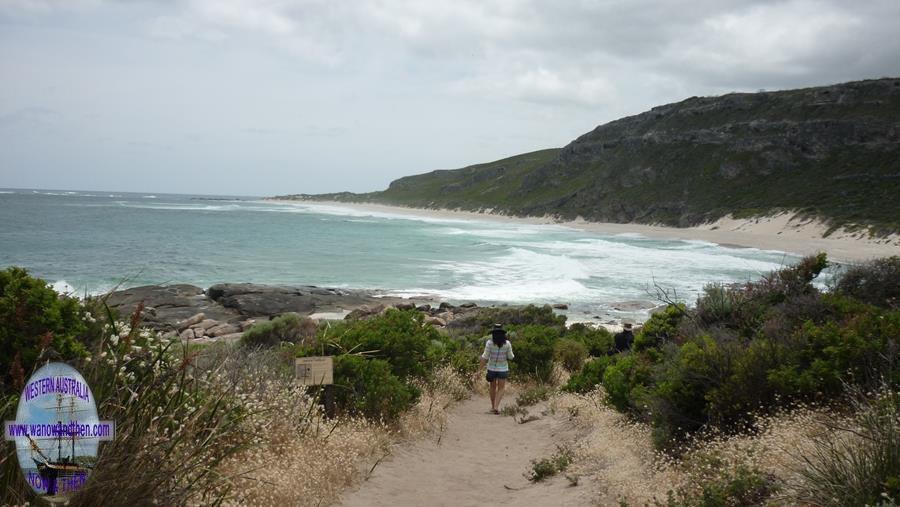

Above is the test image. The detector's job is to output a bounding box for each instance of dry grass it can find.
[215,363,469,506]
[546,387,882,505]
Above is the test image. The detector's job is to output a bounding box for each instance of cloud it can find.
[0,0,99,15]
[0,106,59,130]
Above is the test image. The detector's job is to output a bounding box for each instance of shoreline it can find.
[267,199,900,264]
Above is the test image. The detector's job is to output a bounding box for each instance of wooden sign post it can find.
[295,356,335,417]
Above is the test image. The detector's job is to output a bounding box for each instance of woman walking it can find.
[480,324,514,414]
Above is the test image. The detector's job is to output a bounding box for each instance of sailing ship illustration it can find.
[26,393,92,495]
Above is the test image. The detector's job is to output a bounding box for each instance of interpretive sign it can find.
[294,356,334,386]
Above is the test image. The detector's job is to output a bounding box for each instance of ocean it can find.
[0,189,800,323]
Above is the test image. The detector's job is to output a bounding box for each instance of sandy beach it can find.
[269,200,900,264]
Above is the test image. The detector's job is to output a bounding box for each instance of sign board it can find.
[294,356,333,386]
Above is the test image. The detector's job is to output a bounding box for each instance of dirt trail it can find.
[338,394,598,506]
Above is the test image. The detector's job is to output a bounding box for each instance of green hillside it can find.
[277,78,900,234]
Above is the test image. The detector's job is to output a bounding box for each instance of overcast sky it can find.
[1,0,899,196]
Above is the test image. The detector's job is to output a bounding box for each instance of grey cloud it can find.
[0,106,59,129]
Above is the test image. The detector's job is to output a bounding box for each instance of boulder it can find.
[196,319,220,330]
[459,302,477,308]
[425,316,447,327]
[416,304,432,312]
[208,323,242,337]
[552,303,569,310]
[345,304,385,320]
[179,328,195,341]
[105,285,241,330]
[215,332,245,344]
[193,327,206,338]
[394,302,416,311]
[177,313,205,331]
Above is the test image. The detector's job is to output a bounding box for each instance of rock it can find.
[177,313,206,331]
[207,283,394,317]
[240,320,256,331]
[193,327,206,338]
[436,311,453,321]
[161,331,177,340]
[105,285,240,331]
[459,302,477,308]
[215,332,245,344]
[425,316,447,327]
[438,302,455,311]
[208,323,242,337]
[552,303,569,310]
[416,304,432,312]
[345,304,385,320]
[394,302,416,311]
[179,328,195,341]
[197,319,220,330]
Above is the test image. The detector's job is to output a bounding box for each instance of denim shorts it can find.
[486,370,509,382]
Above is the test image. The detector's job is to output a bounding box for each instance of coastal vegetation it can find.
[280,78,900,235]
[2,256,899,505]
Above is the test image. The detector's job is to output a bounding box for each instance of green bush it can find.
[564,355,615,394]
[326,309,442,379]
[509,325,559,382]
[241,313,307,348]
[0,267,88,394]
[603,353,654,414]
[447,304,566,337]
[661,464,776,507]
[528,446,573,482]
[516,385,553,407]
[835,255,900,309]
[565,323,613,356]
[554,338,588,372]
[634,304,685,351]
[332,355,420,421]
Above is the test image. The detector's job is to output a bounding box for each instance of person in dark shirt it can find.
[613,322,634,353]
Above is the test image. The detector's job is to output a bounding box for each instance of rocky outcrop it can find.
[106,283,436,336]
[206,284,386,316]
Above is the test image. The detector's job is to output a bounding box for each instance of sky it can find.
[1,0,899,197]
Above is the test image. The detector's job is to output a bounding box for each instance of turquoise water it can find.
[0,189,798,322]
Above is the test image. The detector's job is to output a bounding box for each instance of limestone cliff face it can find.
[280,78,900,232]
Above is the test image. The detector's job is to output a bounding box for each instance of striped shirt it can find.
[482,339,514,372]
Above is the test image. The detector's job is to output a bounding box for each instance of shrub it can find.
[327,309,442,379]
[603,353,654,414]
[509,325,559,382]
[242,313,311,348]
[554,338,588,372]
[332,355,420,421]
[0,267,89,394]
[565,323,613,356]
[794,385,900,506]
[564,355,614,394]
[516,385,553,407]
[835,255,900,309]
[528,446,573,482]
[446,304,566,336]
[634,304,685,351]
[661,464,776,507]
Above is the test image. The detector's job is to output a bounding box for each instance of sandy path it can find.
[338,394,596,507]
